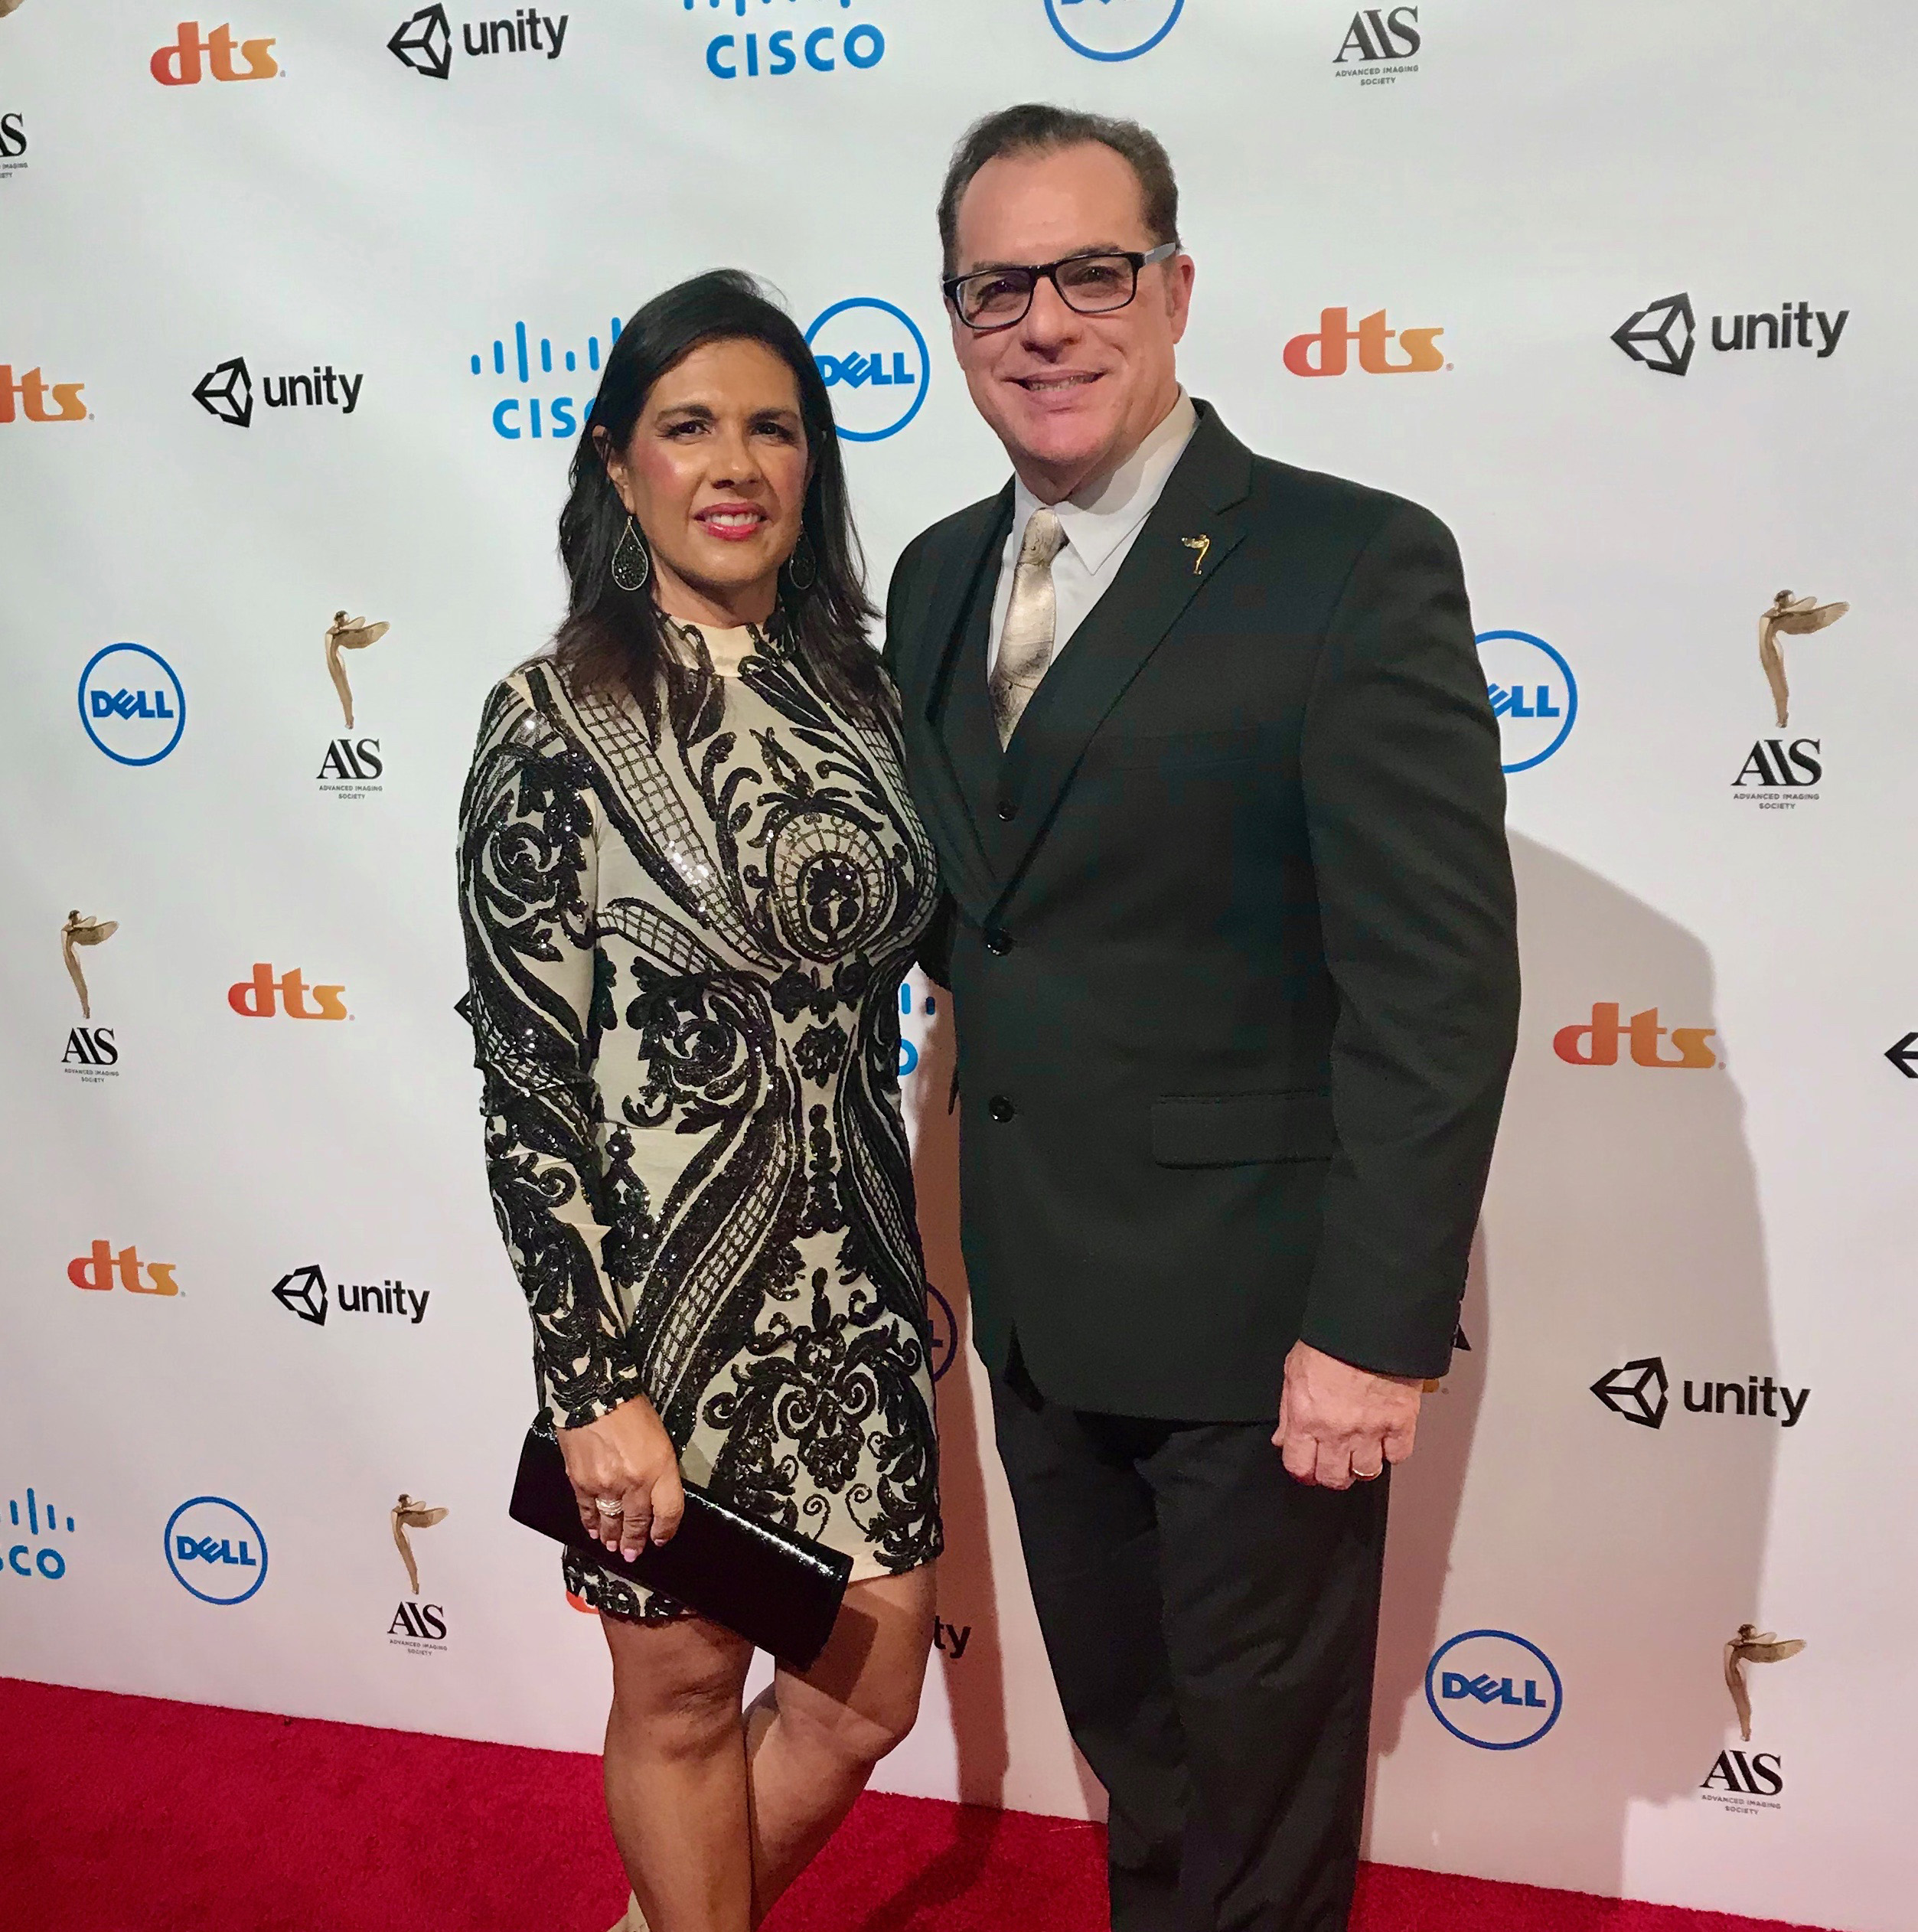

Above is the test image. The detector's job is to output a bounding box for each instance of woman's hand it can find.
[556,1395,686,1562]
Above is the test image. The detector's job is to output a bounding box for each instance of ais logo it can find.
[1,363,85,423]
[1045,0,1183,63]
[1478,631,1575,773]
[79,643,185,766]
[390,4,569,77]
[6,1488,77,1584]
[1554,1003,1717,1070]
[1426,1630,1562,1751]
[1334,6,1420,80]
[1283,307,1444,376]
[150,20,278,84]
[228,963,348,1020]
[165,1496,267,1605]
[69,1240,179,1296]
[472,312,619,439]
[806,299,929,442]
[696,0,887,81]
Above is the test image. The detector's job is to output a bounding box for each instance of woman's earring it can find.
[611,515,651,594]
[784,530,818,592]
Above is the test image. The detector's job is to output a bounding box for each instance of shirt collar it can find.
[1010,389,1199,578]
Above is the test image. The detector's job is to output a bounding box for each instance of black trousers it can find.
[990,1346,1390,1932]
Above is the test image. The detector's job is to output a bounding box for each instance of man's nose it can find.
[1018,275,1082,351]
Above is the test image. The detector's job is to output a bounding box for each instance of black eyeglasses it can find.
[943,242,1179,333]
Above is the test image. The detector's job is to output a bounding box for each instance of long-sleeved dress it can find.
[458,618,942,1621]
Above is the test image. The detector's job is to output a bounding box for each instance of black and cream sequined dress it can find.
[458,619,942,1620]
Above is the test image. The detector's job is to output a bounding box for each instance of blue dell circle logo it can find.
[79,642,186,766]
[165,1496,268,1606]
[1045,0,1185,62]
[1425,1630,1563,1750]
[806,298,930,442]
[1476,630,1576,774]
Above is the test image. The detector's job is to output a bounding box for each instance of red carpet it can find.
[0,1677,1826,1932]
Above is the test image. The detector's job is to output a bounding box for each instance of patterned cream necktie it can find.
[989,505,1068,748]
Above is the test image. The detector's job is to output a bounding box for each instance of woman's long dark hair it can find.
[552,269,888,736]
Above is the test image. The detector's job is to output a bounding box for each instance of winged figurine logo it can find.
[60,910,117,1018]
[325,612,390,729]
[1757,590,1847,728]
[1724,1623,1804,1741]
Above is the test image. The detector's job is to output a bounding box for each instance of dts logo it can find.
[0,364,85,423]
[1283,308,1444,376]
[1554,1003,1718,1069]
[69,1240,179,1296]
[228,963,347,1020]
[151,21,278,83]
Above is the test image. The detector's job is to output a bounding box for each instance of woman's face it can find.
[605,336,811,622]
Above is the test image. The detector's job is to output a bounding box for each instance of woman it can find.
[458,271,941,1932]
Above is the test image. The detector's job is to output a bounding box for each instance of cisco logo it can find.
[165,1496,269,1606]
[806,298,929,442]
[1045,0,1183,62]
[78,644,186,767]
[1425,1630,1563,1750]
[1477,630,1576,773]
[6,1487,76,1582]
[471,312,621,439]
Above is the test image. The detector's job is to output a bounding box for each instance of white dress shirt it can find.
[986,389,1199,680]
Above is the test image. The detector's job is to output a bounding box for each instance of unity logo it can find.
[471,312,619,439]
[1045,0,1183,64]
[1334,6,1420,81]
[1425,1630,1562,1751]
[1590,1356,1810,1431]
[150,21,278,84]
[193,356,365,428]
[390,1493,450,1649]
[69,1240,179,1297]
[1477,631,1575,774]
[1553,1003,1718,1069]
[79,643,184,765]
[805,299,929,442]
[0,363,85,423]
[1283,307,1445,377]
[1612,292,1850,376]
[695,0,888,82]
[228,963,348,1020]
[5,1487,76,1584]
[165,1496,267,1606]
[272,1263,430,1327]
[390,5,569,78]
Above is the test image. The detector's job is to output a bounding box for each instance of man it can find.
[885,105,1520,1930]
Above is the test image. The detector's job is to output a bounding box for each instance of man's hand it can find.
[1273,1341,1423,1489]
[557,1395,685,1562]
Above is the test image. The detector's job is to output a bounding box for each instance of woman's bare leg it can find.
[742,1565,938,1920]
[602,1611,756,1932]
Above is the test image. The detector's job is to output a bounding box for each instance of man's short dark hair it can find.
[937,103,1180,279]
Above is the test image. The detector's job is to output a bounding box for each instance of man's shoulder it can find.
[897,488,1009,583]
[1241,446,1452,556]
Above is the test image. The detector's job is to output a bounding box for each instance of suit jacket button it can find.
[984,929,1013,957]
[995,800,1016,821]
[988,1095,1015,1122]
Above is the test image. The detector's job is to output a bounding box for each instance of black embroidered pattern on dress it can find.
[458,626,941,1621]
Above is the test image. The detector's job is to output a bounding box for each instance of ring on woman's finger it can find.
[594,1496,624,1517]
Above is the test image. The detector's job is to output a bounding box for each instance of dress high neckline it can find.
[661,616,766,679]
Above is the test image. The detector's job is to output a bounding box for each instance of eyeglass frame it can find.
[942,240,1181,335]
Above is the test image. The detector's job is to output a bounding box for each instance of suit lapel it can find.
[992,406,1254,911]
[898,486,1013,925]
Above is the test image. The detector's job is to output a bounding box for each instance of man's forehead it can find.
[955,145,1149,263]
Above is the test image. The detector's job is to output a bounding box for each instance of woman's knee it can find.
[606,1616,750,1757]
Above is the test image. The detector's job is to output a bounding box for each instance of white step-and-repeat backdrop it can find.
[3,3,1913,1927]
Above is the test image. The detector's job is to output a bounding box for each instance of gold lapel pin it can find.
[1181,535,1211,576]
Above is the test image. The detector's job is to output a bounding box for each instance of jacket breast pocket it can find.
[1150,1090,1336,1167]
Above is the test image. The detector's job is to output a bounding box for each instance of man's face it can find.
[948,142,1192,500]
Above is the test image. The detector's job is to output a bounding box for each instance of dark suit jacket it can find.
[884,402,1519,1420]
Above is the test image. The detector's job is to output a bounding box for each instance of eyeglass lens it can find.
[962,255,1137,326]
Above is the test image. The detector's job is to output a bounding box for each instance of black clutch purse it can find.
[507,1426,852,1669]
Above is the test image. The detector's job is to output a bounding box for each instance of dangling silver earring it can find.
[784,530,818,592]
[611,515,651,593]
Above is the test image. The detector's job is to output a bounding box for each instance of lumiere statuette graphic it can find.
[1758,589,1848,729]
[60,910,117,1019]
[391,1493,449,1596]
[325,612,390,730]
[1724,1623,1805,1741]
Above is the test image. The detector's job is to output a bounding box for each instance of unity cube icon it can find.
[272,1263,328,1327]
[192,355,253,428]
[389,4,452,78]
[1590,1356,1670,1429]
[1611,292,1695,376]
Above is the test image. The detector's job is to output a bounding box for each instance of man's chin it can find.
[1004,396,1117,478]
